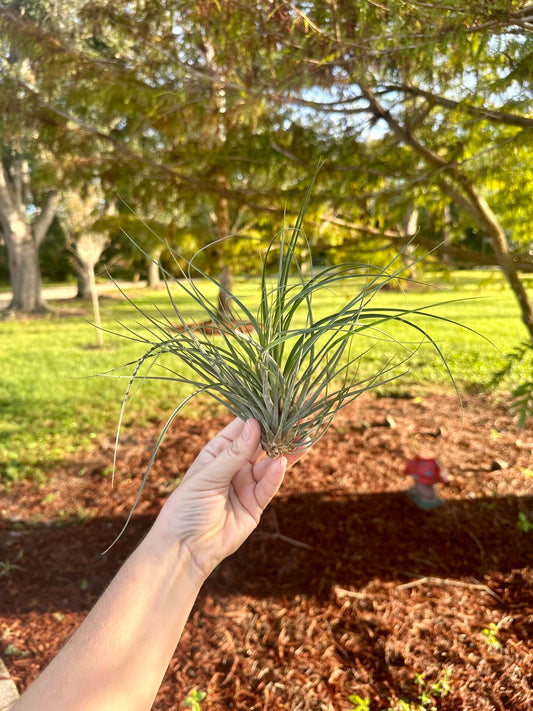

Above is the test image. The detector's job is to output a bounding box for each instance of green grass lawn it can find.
[1,268,531,482]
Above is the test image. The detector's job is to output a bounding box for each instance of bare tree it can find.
[72,231,108,346]
[61,188,109,347]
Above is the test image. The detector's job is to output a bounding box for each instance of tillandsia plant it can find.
[107,176,474,537]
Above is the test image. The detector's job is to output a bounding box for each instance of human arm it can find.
[12,418,304,711]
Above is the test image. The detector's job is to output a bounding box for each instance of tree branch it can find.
[0,161,15,217]
[357,82,491,226]
[269,136,309,165]
[15,78,193,184]
[33,191,59,246]
[317,214,403,240]
[396,84,533,129]
[317,214,533,272]
[270,91,369,114]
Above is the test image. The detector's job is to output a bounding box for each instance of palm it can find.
[156,419,304,576]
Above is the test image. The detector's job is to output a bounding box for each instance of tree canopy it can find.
[1,1,533,334]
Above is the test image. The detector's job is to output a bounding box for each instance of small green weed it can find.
[183,689,206,710]
[3,643,30,658]
[517,511,533,533]
[348,695,370,711]
[0,549,24,578]
[481,623,502,651]
[387,670,451,711]
[56,506,95,523]
[0,561,20,578]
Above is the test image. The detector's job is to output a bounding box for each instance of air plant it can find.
[108,177,471,538]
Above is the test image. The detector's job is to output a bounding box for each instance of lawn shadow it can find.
[1,490,531,615]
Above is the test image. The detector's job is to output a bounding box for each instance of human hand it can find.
[149,418,306,578]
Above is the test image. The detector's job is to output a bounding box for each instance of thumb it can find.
[215,418,262,475]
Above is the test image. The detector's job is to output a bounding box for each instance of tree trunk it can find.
[441,203,452,264]
[469,190,533,342]
[400,206,419,285]
[436,174,533,342]
[147,245,164,289]
[0,158,57,316]
[88,261,104,348]
[3,218,48,314]
[70,231,108,346]
[213,175,234,321]
[76,264,92,299]
[216,265,233,320]
[211,177,231,272]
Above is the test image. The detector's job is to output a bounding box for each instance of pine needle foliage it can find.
[107,179,475,534]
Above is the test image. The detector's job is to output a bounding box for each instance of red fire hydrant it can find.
[404,456,448,510]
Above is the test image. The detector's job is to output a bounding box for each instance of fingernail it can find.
[242,419,253,441]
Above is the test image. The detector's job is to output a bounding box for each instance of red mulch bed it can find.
[1,393,532,710]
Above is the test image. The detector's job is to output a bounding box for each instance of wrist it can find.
[138,524,208,591]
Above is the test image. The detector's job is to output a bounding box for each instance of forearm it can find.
[10,418,293,711]
[12,530,205,711]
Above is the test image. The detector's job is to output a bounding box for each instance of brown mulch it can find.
[1,393,532,710]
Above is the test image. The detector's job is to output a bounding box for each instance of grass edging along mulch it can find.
[1,393,532,710]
